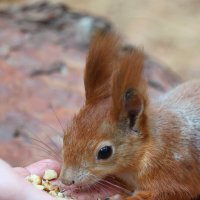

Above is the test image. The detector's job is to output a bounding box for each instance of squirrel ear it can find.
[111,48,148,130]
[84,32,119,104]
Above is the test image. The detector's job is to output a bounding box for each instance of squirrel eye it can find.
[97,146,113,160]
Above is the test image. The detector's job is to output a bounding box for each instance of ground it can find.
[1,0,200,80]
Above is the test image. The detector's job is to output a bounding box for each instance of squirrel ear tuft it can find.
[111,48,148,130]
[84,32,120,105]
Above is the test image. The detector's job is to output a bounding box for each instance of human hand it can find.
[0,159,60,200]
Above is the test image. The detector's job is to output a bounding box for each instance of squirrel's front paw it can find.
[104,194,124,200]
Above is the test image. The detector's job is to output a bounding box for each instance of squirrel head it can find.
[60,32,149,188]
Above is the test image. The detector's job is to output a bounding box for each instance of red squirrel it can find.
[59,32,200,200]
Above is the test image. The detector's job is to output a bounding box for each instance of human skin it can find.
[0,159,60,200]
[0,159,115,200]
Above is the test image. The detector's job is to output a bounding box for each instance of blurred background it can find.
[1,0,200,80]
[0,0,199,166]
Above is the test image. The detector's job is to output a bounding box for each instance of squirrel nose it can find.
[61,178,75,186]
[60,166,77,186]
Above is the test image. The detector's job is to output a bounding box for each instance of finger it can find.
[0,159,55,200]
[14,167,30,177]
[23,182,56,200]
[14,159,61,178]
[26,159,61,177]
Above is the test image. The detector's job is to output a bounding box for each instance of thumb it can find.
[0,159,55,200]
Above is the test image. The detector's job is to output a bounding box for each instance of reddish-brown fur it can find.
[61,32,200,200]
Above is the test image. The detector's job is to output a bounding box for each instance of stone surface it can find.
[0,2,182,166]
